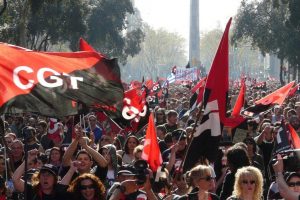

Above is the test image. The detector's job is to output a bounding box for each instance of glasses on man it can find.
[287,181,300,187]
[242,180,256,185]
[199,176,214,181]
[80,184,95,190]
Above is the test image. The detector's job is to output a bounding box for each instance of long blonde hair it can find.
[232,166,263,200]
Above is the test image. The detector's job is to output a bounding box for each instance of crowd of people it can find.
[0,80,300,200]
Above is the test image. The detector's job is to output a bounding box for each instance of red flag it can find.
[288,83,299,97]
[0,42,124,117]
[79,38,96,52]
[184,18,232,171]
[189,77,206,109]
[96,112,124,136]
[287,124,300,149]
[231,80,246,117]
[122,88,147,122]
[255,81,295,106]
[141,113,162,172]
[47,118,64,143]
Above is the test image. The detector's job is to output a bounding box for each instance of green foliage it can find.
[233,0,300,64]
[0,0,144,63]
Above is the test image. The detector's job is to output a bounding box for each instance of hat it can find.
[171,129,187,140]
[284,172,300,182]
[40,164,58,176]
[117,170,134,176]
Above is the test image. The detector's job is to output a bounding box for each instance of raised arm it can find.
[12,149,38,192]
[79,137,108,167]
[60,161,78,185]
[273,154,299,200]
[62,125,82,166]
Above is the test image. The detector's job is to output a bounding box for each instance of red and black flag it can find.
[243,81,294,117]
[0,43,124,118]
[183,18,232,171]
[189,77,206,109]
[287,124,300,149]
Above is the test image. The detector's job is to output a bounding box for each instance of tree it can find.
[86,0,144,64]
[0,0,144,64]
[200,28,262,79]
[233,0,300,84]
[123,25,187,81]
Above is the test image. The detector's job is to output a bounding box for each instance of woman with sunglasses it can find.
[227,166,263,200]
[67,173,106,200]
[179,164,219,200]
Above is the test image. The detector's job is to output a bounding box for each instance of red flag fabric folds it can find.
[231,80,246,117]
[255,81,295,106]
[141,113,163,172]
[0,43,124,118]
[183,18,232,171]
[287,124,300,149]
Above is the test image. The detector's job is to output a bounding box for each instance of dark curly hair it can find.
[67,173,106,200]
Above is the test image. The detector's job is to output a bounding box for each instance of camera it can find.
[133,160,149,185]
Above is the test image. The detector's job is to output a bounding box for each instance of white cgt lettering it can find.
[13,66,83,90]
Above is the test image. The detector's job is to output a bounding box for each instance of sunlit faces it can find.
[76,153,93,172]
[49,149,61,163]
[240,175,256,193]
[167,115,178,125]
[80,179,96,200]
[127,137,138,151]
[10,141,24,158]
[287,176,300,193]
[39,171,56,191]
[197,170,214,191]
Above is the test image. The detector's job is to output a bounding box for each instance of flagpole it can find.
[175,100,205,173]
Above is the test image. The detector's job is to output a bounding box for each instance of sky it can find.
[135,0,243,52]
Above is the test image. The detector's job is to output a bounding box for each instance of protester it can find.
[119,135,139,165]
[48,147,62,168]
[179,164,219,200]
[61,125,108,182]
[12,149,68,200]
[98,144,118,189]
[219,146,250,200]
[273,154,300,200]
[227,166,263,200]
[67,173,106,200]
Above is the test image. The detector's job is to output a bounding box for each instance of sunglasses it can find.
[199,176,214,181]
[80,184,95,190]
[287,181,300,187]
[242,180,256,185]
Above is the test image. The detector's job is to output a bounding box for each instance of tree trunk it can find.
[279,59,284,85]
[18,0,30,47]
[293,64,297,81]
[0,0,7,16]
[288,63,291,82]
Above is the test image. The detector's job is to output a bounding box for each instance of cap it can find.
[284,172,300,182]
[172,129,187,140]
[40,164,58,176]
[117,170,134,176]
